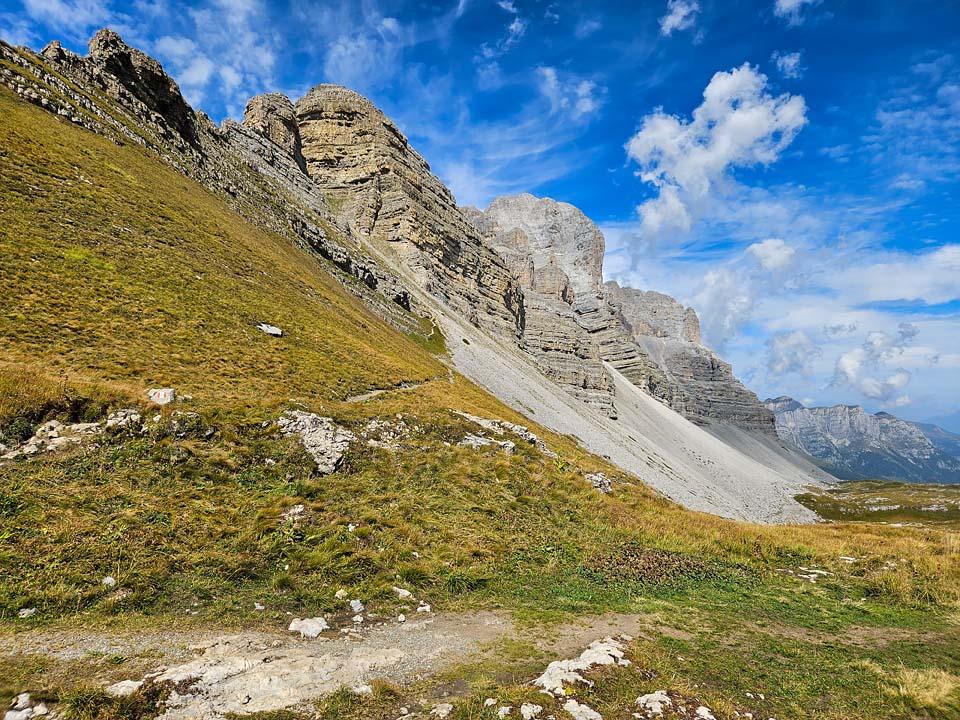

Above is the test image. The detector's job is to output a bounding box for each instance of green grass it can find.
[1,74,959,720]
[798,480,960,529]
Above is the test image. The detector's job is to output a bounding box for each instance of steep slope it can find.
[765,397,960,483]
[0,30,817,523]
[469,193,776,434]
[911,420,960,460]
[3,31,960,720]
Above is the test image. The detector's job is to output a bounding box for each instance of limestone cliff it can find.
[292,84,523,339]
[469,195,774,433]
[765,398,960,482]
[606,281,774,432]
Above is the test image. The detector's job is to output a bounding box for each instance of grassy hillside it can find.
[1,88,959,719]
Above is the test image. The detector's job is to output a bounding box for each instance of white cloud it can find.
[772,50,803,79]
[767,330,821,375]
[22,0,112,34]
[659,0,699,36]
[497,0,517,13]
[536,67,605,121]
[825,245,960,306]
[626,63,807,242]
[747,238,795,270]
[575,18,602,39]
[832,323,919,405]
[692,267,754,346]
[773,0,819,25]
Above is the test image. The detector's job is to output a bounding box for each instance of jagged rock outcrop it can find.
[293,84,523,338]
[84,28,198,146]
[5,32,422,336]
[243,93,306,172]
[765,398,960,483]
[475,193,604,299]
[606,281,774,433]
[469,194,773,432]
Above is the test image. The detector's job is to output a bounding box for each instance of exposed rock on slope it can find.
[606,281,775,433]
[243,92,306,172]
[5,33,420,337]
[293,84,523,339]
[1,29,824,520]
[469,194,774,433]
[765,397,960,483]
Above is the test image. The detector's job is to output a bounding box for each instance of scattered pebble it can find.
[431,703,454,718]
[17,608,36,619]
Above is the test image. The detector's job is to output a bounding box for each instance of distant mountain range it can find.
[764,397,960,484]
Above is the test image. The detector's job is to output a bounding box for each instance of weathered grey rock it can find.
[86,29,198,145]
[477,193,605,299]
[288,617,330,638]
[452,411,556,457]
[242,93,306,172]
[294,84,523,338]
[765,398,960,482]
[147,388,175,405]
[458,434,515,453]
[278,411,354,474]
[605,283,700,343]
[585,472,612,493]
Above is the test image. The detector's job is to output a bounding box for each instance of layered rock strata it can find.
[765,398,960,482]
[469,195,774,432]
[3,32,419,335]
[292,84,523,339]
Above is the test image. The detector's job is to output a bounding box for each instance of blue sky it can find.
[2,0,959,429]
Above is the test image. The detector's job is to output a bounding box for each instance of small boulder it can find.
[278,411,355,474]
[106,679,143,697]
[430,704,454,718]
[586,472,612,493]
[147,388,175,405]
[17,608,36,619]
[102,576,117,588]
[288,617,330,638]
[256,322,283,337]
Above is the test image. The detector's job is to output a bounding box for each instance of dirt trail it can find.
[5,613,511,719]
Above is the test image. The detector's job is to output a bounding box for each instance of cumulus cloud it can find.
[826,244,960,306]
[766,330,821,376]
[832,323,919,405]
[626,63,807,242]
[773,0,819,25]
[824,322,858,337]
[659,0,699,36]
[747,238,795,270]
[772,50,803,79]
[692,267,754,346]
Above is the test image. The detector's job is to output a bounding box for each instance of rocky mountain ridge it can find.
[0,29,824,520]
[765,397,960,483]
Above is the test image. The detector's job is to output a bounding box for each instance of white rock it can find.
[521,704,543,719]
[254,602,265,611]
[335,589,348,599]
[288,617,330,638]
[416,603,431,613]
[431,703,454,718]
[533,637,626,696]
[393,586,413,599]
[4,710,33,720]
[349,599,365,613]
[352,614,364,624]
[696,707,716,720]
[102,576,117,588]
[106,679,143,697]
[147,388,175,405]
[17,608,36,619]
[256,323,283,337]
[352,684,373,695]
[31,703,49,717]
[106,409,142,429]
[585,472,612,493]
[498,707,512,718]
[397,614,406,623]
[636,690,672,716]
[484,698,498,707]
[12,694,31,711]
[277,411,355,474]
[563,699,602,720]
